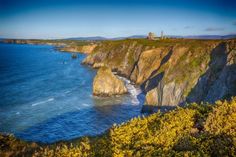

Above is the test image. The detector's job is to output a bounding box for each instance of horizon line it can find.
[1,33,236,40]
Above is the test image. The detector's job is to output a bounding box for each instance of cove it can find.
[0,43,144,143]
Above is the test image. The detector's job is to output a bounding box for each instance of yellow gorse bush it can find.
[1,97,236,157]
[205,99,236,136]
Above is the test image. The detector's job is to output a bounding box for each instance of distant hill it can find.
[170,34,236,39]
[65,36,108,41]
[64,35,146,41]
[64,34,236,41]
[1,34,235,41]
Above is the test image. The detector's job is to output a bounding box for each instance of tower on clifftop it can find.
[161,31,164,39]
[147,32,156,40]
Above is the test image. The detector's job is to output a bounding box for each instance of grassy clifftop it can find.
[83,38,236,107]
[1,97,236,156]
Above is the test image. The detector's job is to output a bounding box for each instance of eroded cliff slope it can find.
[83,39,236,106]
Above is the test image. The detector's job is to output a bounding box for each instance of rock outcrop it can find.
[60,44,97,54]
[83,39,236,108]
[82,40,144,76]
[144,88,158,105]
[93,67,127,96]
[186,41,236,104]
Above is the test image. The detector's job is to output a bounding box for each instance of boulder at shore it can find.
[93,67,128,96]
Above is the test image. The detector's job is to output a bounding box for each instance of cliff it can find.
[82,38,236,107]
[60,44,97,54]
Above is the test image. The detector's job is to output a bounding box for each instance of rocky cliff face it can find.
[187,41,236,104]
[93,67,127,96]
[60,44,97,54]
[83,40,146,76]
[83,39,236,107]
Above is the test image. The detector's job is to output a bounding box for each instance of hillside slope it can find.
[82,39,236,107]
[1,97,236,156]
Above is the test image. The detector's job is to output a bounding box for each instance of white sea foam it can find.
[75,106,81,110]
[82,103,90,107]
[31,98,55,106]
[64,90,71,94]
[116,75,142,105]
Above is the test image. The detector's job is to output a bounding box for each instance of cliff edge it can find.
[83,39,236,107]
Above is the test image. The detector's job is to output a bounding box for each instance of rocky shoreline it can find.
[3,38,236,112]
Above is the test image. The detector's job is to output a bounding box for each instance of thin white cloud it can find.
[205,27,224,31]
[184,26,193,29]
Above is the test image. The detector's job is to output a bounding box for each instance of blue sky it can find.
[0,0,236,39]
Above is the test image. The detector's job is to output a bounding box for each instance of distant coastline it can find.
[2,34,236,54]
[1,39,96,54]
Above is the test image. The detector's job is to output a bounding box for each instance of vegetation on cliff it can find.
[1,97,236,156]
[83,38,236,107]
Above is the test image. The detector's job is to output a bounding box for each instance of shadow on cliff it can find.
[186,42,236,104]
[141,49,173,92]
[141,104,176,113]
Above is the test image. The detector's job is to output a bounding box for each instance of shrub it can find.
[1,97,236,156]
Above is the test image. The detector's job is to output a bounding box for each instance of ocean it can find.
[0,43,144,143]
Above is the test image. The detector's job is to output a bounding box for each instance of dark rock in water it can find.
[141,105,176,113]
[71,53,77,59]
[141,105,156,113]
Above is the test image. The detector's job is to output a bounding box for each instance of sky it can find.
[0,0,236,39]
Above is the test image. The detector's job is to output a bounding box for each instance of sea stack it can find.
[93,67,127,96]
[71,53,77,59]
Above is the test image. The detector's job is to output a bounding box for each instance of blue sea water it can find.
[0,43,144,143]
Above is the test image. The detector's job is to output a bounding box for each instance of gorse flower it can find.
[1,97,236,157]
